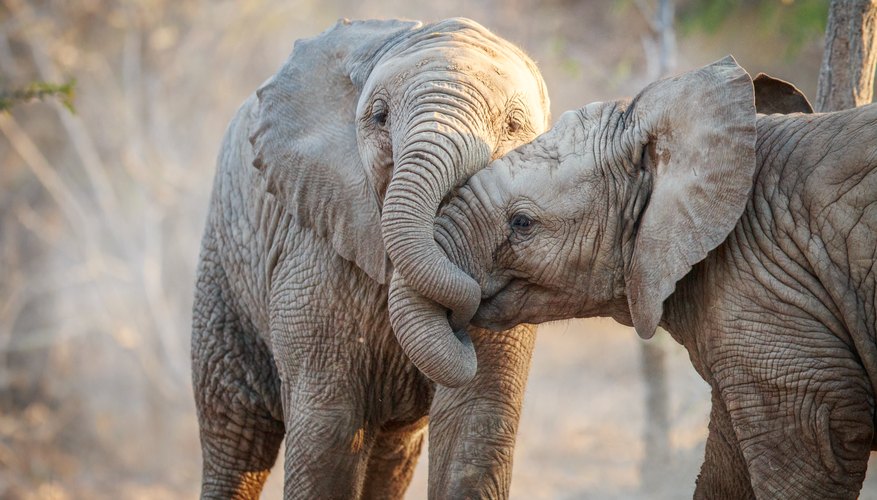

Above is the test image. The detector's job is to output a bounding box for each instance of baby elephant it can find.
[392,57,877,498]
[192,18,549,499]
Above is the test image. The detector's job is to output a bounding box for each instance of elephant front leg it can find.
[694,389,754,499]
[713,325,874,499]
[192,264,284,500]
[279,374,375,499]
[272,324,377,499]
[360,416,428,499]
[427,324,536,499]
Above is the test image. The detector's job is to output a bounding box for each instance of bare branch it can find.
[6,0,122,228]
[0,114,92,234]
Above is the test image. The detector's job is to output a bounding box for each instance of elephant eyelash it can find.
[510,213,533,229]
[502,94,531,137]
[371,98,389,127]
[505,109,535,139]
[508,212,538,238]
[373,109,388,126]
[506,116,522,134]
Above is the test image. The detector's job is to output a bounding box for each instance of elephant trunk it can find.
[382,129,485,324]
[382,103,489,385]
[388,270,477,388]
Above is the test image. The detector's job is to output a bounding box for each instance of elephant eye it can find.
[372,99,389,127]
[506,116,522,135]
[510,213,533,231]
[505,104,529,137]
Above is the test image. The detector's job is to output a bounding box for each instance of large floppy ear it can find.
[250,19,420,284]
[624,56,757,339]
[753,73,813,114]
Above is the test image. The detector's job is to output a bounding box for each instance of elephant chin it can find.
[388,270,478,388]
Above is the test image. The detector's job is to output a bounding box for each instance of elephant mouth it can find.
[472,277,528,330]
[475,277,584,330]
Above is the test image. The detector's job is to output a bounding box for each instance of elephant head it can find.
[388,57,758,372]
[249,18,549,387]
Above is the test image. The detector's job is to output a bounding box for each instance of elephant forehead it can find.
[504,113,593,174]
[508,160,587,202]
[363,56,545,133]
[365,30,549,127]
[490,120,597,209]
[380,45,536,87]
[413,20,532,64]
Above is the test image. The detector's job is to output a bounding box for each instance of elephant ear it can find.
[624,56,757,339]
[250,19,420,284]
[753,73,813,114]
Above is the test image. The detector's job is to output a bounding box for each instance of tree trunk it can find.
[637,1,674,495]
[815,0,877,111]
[639,0,677,81]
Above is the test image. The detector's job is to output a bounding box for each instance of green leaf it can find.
[0,79,77,113]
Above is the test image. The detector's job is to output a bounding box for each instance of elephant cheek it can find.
[358,135,394,205]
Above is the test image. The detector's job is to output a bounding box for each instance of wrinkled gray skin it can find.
[191,18,548,499]
[411,58,877,498]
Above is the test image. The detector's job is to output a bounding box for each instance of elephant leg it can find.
[192,266,284,499]
[694,389,754,500]
[280,381,374,498]
[360,416,428,499]
[714,325,873,499]
[427,324,536,499]
[272,328,375,498]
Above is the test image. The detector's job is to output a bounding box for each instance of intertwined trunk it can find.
[382,99,489,387]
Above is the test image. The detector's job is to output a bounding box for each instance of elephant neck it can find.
[658,256,714,350]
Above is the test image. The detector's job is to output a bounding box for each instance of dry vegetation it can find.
[2,0,869,498]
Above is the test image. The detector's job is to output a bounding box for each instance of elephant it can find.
[391,56,877,498]
[191,18,549,499]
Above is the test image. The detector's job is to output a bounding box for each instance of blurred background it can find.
[1,0,875,498]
